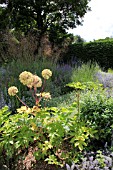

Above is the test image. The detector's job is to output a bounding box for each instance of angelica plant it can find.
[8,69,52,113]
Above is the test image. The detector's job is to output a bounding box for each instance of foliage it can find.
[1,60,113,169]
[66,80,113,150]
[0,0,91,63]
[0,59,73,110]
[0,69,98,168]
[0,104,95,168]
[0,0,91,44]
[67,81,103,92]
[67,150,113,169]
[0,6,8,30]
[73,35,85,43]
[80,90,113,149]
[71,63,100,83]
[46,91,76,108]
[46,81,103,109]
[63,39,113,70]
[0,30,38,65]
[96,71,113,91]
[0,29,74,66]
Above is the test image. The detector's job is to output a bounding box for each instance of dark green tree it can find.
[0,4,9,30]
[0,0,91,58]
[0,0,91,35]
[73,35,85,43]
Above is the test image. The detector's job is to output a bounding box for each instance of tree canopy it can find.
[0,0,91,35]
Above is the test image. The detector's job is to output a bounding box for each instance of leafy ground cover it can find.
[0,60,113,169]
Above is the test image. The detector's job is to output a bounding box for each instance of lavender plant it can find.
[69,150,113,170]
[66,162,75,170]
[96,71,113,97]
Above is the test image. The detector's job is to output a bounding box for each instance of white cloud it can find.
[68,0,113,41]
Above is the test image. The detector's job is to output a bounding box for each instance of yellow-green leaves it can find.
[66,82,86,90]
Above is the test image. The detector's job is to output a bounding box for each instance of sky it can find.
[68,0,113,42]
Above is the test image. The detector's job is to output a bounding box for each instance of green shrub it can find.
[63,39,113,70]
[71,63,100,83]
[0,69,96,168]
[65,81,113,150]
[0,104,95,169]
[45,91,76,108]
[80,90,113,149]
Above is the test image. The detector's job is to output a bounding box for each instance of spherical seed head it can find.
[33,75,42,88]
[19,71,34,87]
[42,69,52,79]
[8,86,18,96]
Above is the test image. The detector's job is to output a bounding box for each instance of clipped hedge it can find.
[62,39,113,70]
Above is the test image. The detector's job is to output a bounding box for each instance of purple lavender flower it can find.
[89,156,94,161]
[96,71,113,88]
[104,167,109,170]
